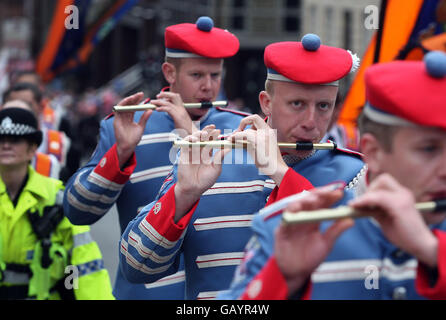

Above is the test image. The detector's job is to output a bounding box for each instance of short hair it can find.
[164,57,183,71]
[334,91,343,108]
[265,79,274,96]
[264,80,342,108]
[3,82,42,104]
[357,110,398,152]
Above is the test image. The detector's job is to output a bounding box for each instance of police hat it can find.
[0,107,43,146]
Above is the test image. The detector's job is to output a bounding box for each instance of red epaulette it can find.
[327,139,363,160]
[334,147,363,159]
[215,106,251,117]
[104,112,115,120]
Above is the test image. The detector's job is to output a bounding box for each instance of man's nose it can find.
[300,106,317,131]
[200,75,212,91]
[438,149,446,179]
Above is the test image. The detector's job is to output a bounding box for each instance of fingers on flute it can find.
[229,130,255,144]
[349,191,391,214]
[323,218,355,245]
[157,92,183,105]
[213,145,231,165]
[138,110,153,127]
[207,128,220,141]
[236,114,265,131]
[285,188,343,213]
[184,134,199,142]
[202,124,216,132]
[118,92,144,106]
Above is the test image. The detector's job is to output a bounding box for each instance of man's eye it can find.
[291,101,302,107]
[420,145,439,153]
[319,103,330,110]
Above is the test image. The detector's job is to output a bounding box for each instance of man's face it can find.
[376,126,446,222]
[170,58,223,119]
[7,90,41,115]
[261,81,338,157]
[0,137,35,167]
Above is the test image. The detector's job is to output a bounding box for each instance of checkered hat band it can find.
[0,122,37,136]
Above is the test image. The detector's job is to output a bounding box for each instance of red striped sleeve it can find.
[93,143,136,184]
[145,184,199,242]
[416,229,446,299]
[266,168,314,207]
[240,256,288,300]
[240,256,313,300]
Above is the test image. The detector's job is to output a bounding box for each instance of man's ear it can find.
[259,90,272,117]
[162,62,176,85]
[360,133,386,174]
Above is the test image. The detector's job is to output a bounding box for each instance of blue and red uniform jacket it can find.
[119,145,365,299]
[218,171,446,300]
[63,97,249,300]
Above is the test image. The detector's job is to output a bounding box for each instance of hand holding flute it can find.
[152,91,200,136]
[113,92,153,168]
[228,114,289,184]
[281,174,443,269]
[274,186,354,296]
[173,140,336,150]
[113,100,228,112]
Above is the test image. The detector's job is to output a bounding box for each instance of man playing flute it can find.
[220,51,446,300]
[119,34,365,300]
[63,16,247,300]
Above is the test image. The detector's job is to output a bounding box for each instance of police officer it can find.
[1,99,60,179]
[63,16,247,300]
[119,34,365,300]
[0,107,113,300]
[2,82,74,182]
[220,51,446,300]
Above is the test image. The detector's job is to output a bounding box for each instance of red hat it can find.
[165,16,239,59]
[264,33,359,86]
[364,51,446,129]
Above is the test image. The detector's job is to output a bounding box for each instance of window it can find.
[344,9,352,49]
[232,15,244,29]
[286,0,300,8]
[284,16,300,32]
[233,0,245,8]
[324,6,333,44]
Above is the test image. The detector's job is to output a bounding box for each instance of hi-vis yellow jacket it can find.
[0,166,114,300]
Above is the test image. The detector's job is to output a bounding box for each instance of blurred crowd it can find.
[1,69,123,180]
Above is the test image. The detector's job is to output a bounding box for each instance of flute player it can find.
[119,33,365,300]
[221,51,446,300]
[62,16,247,300]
